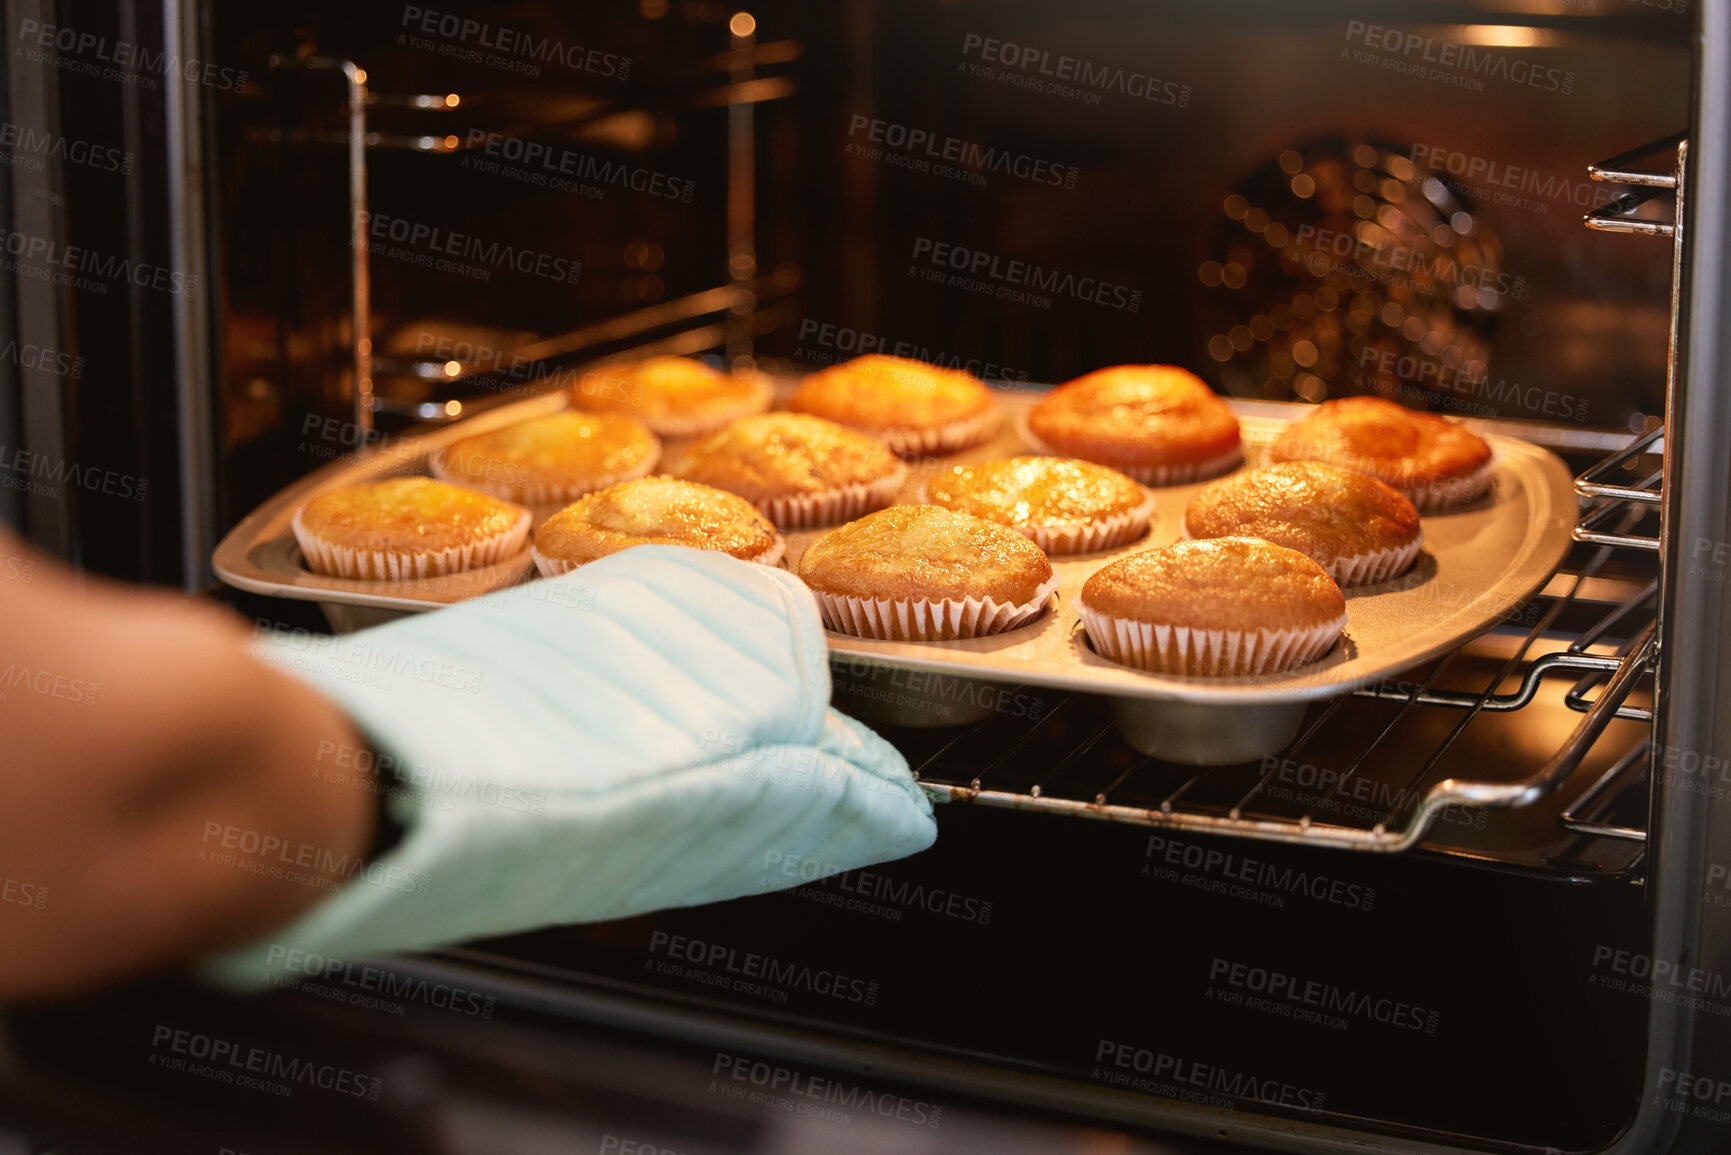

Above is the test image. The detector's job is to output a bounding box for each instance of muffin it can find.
[675,413,907,530]
[1268,396,1494,511]
[922,455,1155,555]
[430,411,660,504]
[1184,462,1423,587]
[1025,365,1242,485]
[1075,537,1346,676]
[531,477,784,576]
[798,505,1058,641]
[788,355,998,457]
[292,477,531,581]
[570,356,772,437]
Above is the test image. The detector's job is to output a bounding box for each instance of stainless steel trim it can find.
[266,55,373,436]
[164,0,219,590]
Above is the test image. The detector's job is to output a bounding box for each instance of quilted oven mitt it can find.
[204,545,936,984]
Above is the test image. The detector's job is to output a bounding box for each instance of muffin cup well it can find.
[621,376,774,439]
[292,507,532,581]
[1016,411,1243,486]
[529,533,787,578]
[759,464,908,530]
[917,483,1157,556]
[876,408,1000,459]
[428,443,660,505]
[1074,593,1346,676]
[812,570,1062,642]
[1400,454,1498,513]
[1328,533,1425,587]
[1178,522,1423,589]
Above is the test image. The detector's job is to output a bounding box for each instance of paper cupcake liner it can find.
[293,507,531,582]
[1178,522,1423,588]
[759,464,909,530]
[428,444,660,505]
[1074,593,1346,676]
[876,408,1000,459]
[1328,532,1425,587]
[917,483,1157,557]
[1016,411,1243,486]
[530,533,786,579]
[813,570,1063,642]
[1398,454,1498,513]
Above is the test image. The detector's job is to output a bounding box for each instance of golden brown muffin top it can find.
[788,355,995,432]
[799,504,1053,605]
[678,413,903,501]
[1269,396,1492,490]
[440,412,659,498]
[534,477,779,565]
[570,356,769,425]
[1184,462,1420,563]
[924,456,1149,531]
[297,477,527,555]
[1028,365,1242,468]
[1080,537,1345,633]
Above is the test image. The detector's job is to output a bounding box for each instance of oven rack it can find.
[909,523,1657,857]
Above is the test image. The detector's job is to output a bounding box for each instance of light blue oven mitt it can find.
[202,545,935,985]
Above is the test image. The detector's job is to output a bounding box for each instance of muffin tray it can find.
[213,387,1578,762]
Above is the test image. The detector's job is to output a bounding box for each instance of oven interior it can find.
[3,1,1704,1152]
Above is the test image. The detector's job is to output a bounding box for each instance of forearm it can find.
[0,538,375,999]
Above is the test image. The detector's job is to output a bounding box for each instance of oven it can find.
[0,1,1725,1153]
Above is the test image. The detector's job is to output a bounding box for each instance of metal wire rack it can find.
[903,135,1687,865]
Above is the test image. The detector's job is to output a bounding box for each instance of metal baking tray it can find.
[214,387,1577,762]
